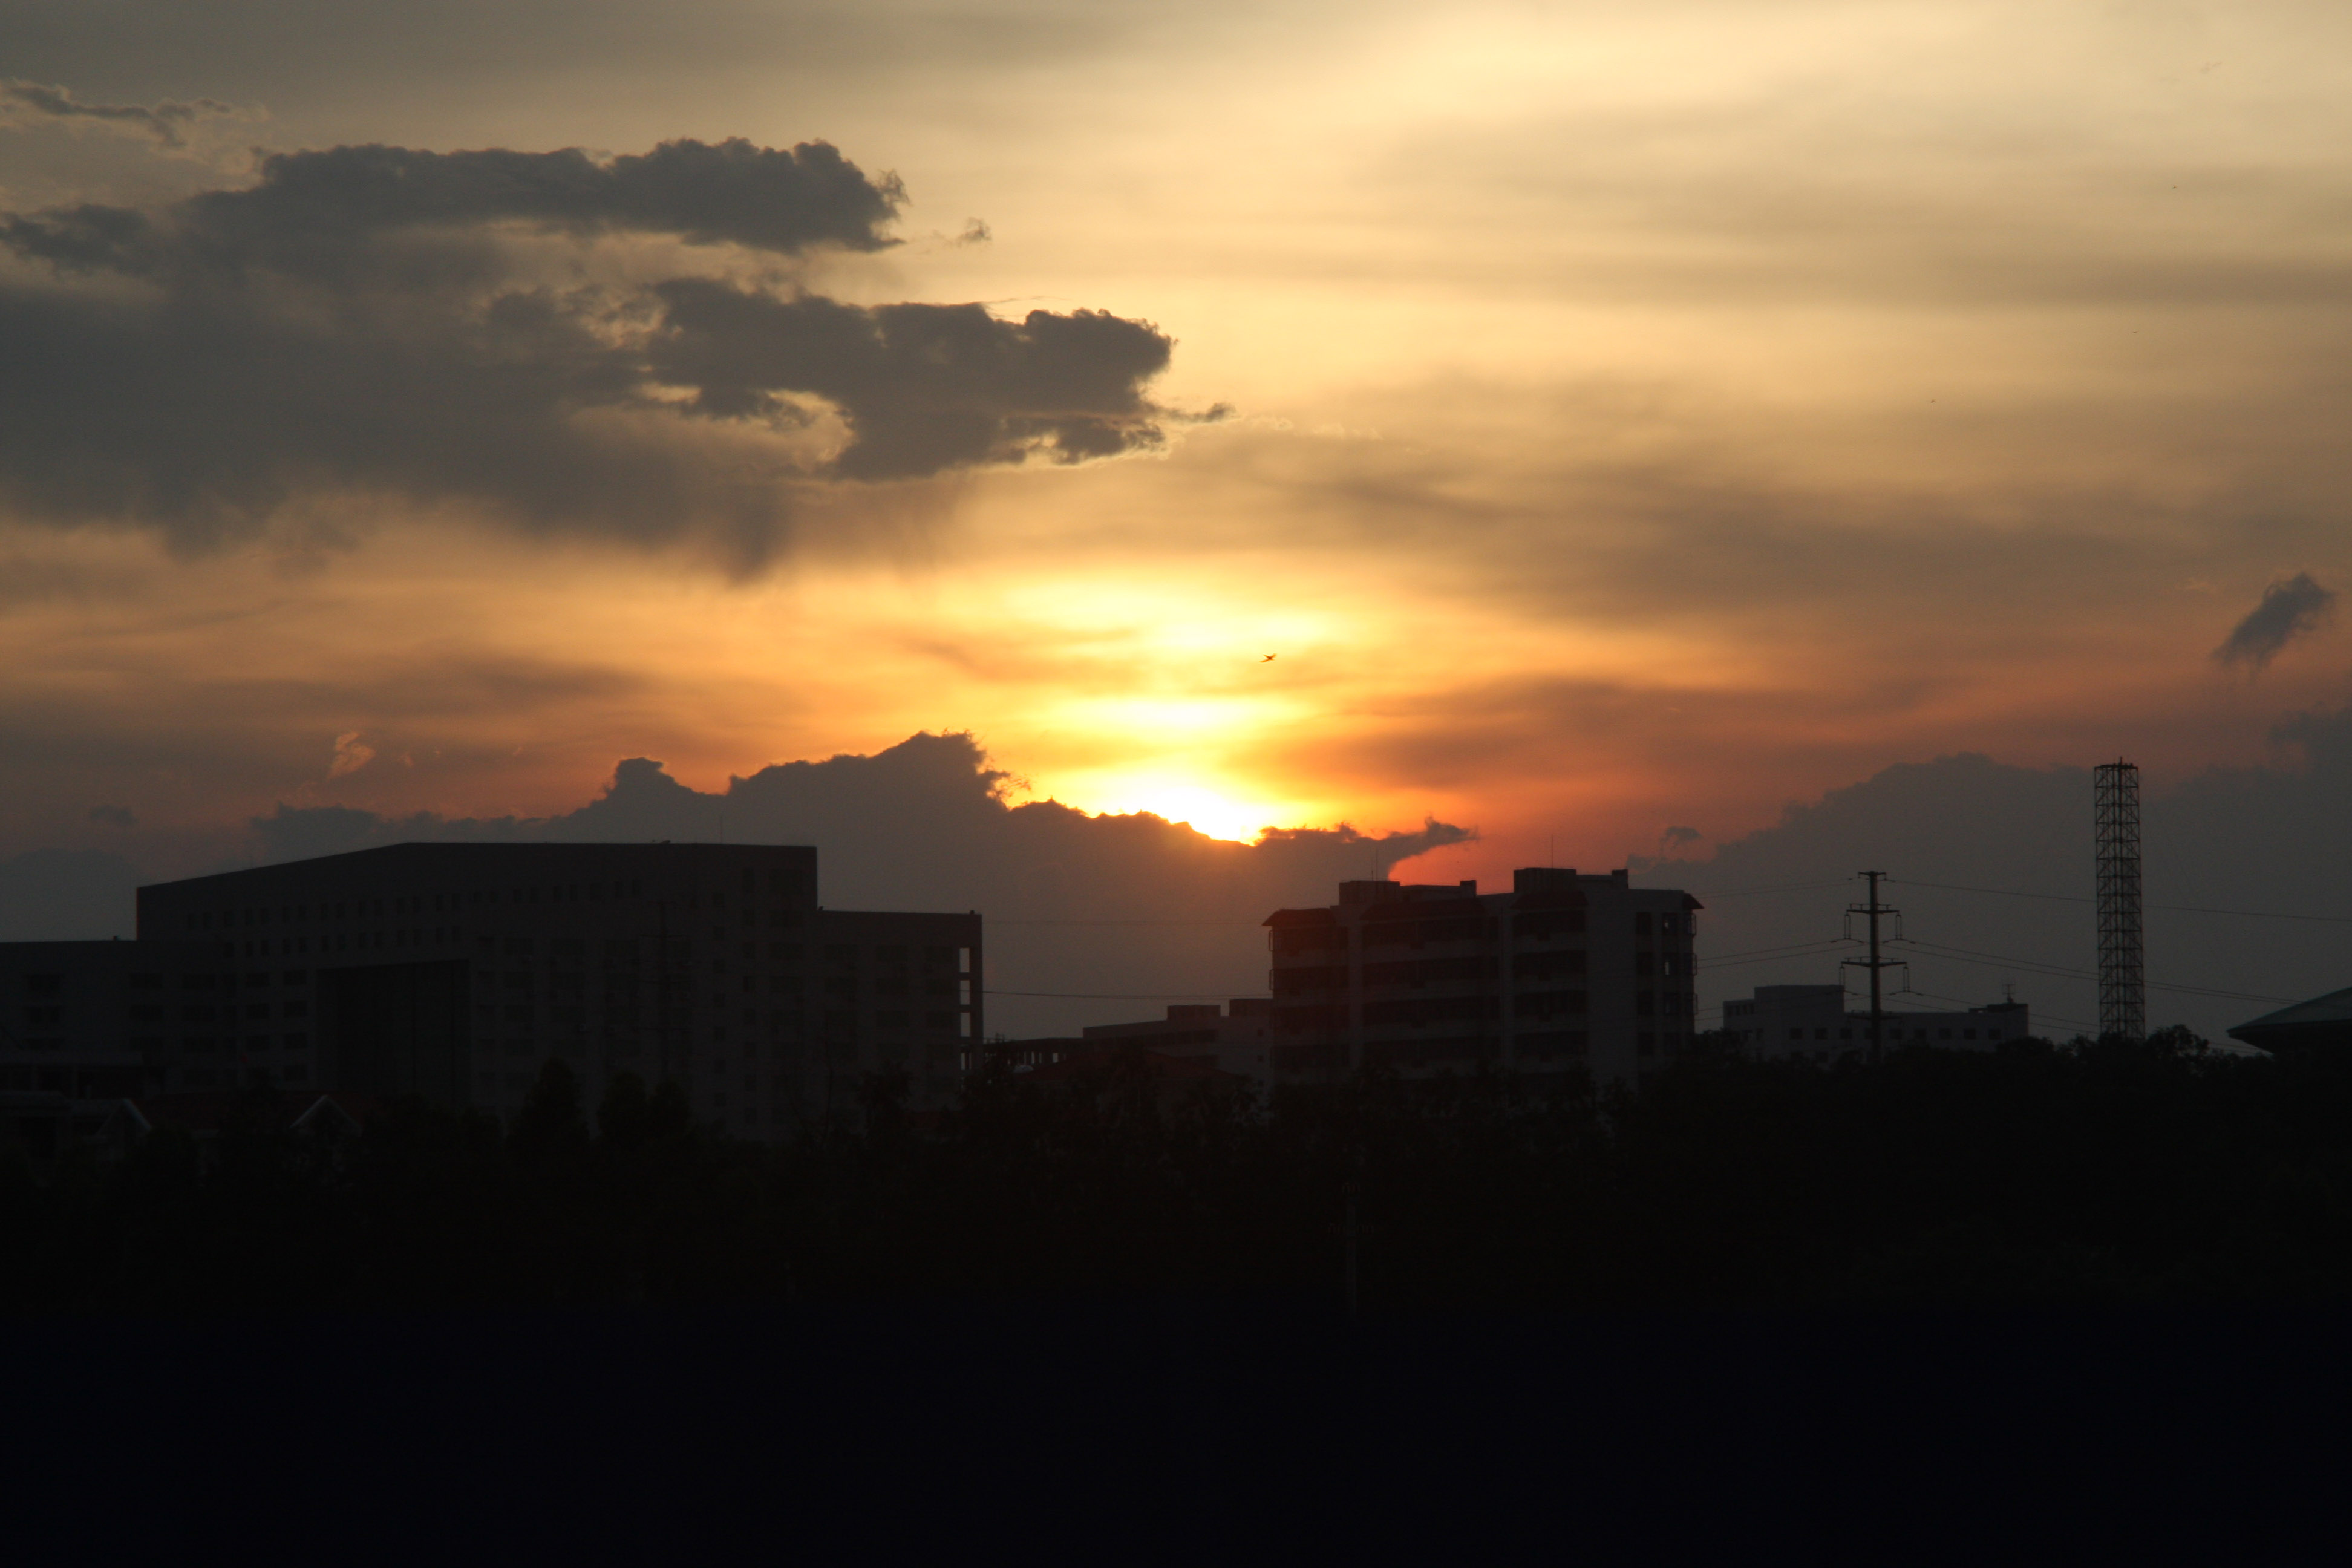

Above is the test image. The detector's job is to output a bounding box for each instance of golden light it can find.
[1094,780,1297,845]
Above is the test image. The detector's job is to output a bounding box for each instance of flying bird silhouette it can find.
[1259,654,1276,662]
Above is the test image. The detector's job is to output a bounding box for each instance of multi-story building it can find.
[134,842,982,1135]
[1079,999,1272,1082]
[1723,984,2030,1060]
[1263,868,1700,1085]
[1,938,230,1158]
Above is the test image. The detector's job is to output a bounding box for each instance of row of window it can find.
[1268,910,1693,956]
[183,880,660,933]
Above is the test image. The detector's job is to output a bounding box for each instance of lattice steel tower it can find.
[2094,760,2145,1041]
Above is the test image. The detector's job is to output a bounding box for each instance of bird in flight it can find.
[1259,653,1276,662]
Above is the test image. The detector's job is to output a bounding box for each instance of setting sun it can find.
[1106,782,1292,844]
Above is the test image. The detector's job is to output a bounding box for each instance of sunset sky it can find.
[5,1,2350,1034]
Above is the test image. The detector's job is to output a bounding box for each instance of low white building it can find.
[1724,985,2031,1062]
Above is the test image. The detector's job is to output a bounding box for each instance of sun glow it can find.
[1111,782,1294,844]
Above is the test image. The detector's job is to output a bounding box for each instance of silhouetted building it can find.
[985,1037,1089,1073]
[1264,868,1700,1085]
[2227,988,2352,1056]
[1081,999,1272,1082]
[1724,984,2030,1059]
[134,843,981,1135]
[1022,1048,1247,1111]
[1,938,230,1160]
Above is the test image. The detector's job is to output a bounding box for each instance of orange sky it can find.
[4,0,2350,889]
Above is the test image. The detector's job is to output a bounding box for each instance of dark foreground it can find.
[10,1302,2348,1559]
[9,1036,2352,1312]
[11,1040,2352,1554]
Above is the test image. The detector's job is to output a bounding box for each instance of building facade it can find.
[1079,999,1273,1082]
[1264,868,1700,1085]
[1,938,230,1159]
[133,842,982,1135]
[1723,984,2031,1060]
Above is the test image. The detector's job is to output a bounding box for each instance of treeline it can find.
[7,1034,2352,1313]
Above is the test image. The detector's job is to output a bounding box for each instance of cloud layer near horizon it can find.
[16,712,2352,1046]
[1,731,1468,1037]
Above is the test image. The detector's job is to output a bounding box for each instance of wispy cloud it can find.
[2213,572,2335,674]
[0,79,253,148]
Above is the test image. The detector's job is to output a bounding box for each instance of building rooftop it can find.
[2230,987,2352,1052]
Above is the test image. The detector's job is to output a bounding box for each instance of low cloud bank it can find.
[242,731,1468,1036]
[1647,705,2352,1045]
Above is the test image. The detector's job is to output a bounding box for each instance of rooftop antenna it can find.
[2094,759,2145,1041]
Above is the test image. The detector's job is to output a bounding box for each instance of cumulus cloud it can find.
[0,79,251,148]
[244,731,1469,1036]
[0,134,1181,563]
[2213,572,2335,673]
[1659,712,2352,1046]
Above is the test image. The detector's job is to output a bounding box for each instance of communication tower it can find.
[2094,760,2145,1041]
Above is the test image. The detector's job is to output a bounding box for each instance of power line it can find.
[1890,877,2352,927]
[1893,982,2100,1036]
[1702,941,1858,971]
[1684,877,1859,900]
[1892,938,2293,1006]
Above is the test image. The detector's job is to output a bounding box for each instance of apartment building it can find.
[134,842,981,1135]
[1723,984,2031,1060]
[1264,867,1700,1085]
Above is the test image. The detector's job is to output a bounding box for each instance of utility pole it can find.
[1843,872,1904,1057]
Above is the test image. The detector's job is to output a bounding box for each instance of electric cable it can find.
[1888,877,2352,927]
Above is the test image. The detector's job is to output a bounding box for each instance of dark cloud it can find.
[0,78,246,147]
[1648,707,2352,1045]
[87,804,135,827]
[171,139,904,276]
[650,281,1171,477]
[2213,572,2334,673]
[243,731,1469,1036]
[0,137,1179,561]
[0,846,140,939]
